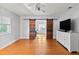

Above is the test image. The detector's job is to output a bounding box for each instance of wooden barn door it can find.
[29,19,36,39]
[47,19,53,39]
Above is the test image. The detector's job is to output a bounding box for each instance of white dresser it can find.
[56,30,79,52]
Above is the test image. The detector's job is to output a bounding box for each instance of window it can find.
[0,16,11,33]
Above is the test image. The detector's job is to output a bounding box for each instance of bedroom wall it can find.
[20,17,29,39]
[53,20,59,39]
[0,7,20,49]
[58,5,79,33]
[20,16,54,39]
[53,5,79,39]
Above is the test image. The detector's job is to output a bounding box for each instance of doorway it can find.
[29,19,53,40]
[35,20,46,40]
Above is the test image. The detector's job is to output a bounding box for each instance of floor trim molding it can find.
[0,38,19,49]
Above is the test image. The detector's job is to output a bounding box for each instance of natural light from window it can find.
[0,16,11,34]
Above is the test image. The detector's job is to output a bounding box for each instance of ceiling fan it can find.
[24,3,46,13]
[35,3,46,13]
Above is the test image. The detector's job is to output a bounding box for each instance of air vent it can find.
[68,7,72,9]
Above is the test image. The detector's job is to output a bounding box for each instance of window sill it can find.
[0,32,11,35]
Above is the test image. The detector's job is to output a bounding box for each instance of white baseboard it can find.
[53,38,56,39]
[0,38,19,49]
[19,37,29,39]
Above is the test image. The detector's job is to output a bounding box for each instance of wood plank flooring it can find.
[0,34,79,55]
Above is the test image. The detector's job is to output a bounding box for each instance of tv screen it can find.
[60,19,71,32]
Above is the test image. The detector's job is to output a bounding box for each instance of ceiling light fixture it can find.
[35,3,45,13]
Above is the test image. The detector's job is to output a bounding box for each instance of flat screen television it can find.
[60,19,71,32]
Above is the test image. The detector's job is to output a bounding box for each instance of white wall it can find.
[22,15,54,19]
[53,5,79,39]
[53,20,59,39]
[0,8,20,49]
[20,18,29,39]
[20,15,53,39]
[58,5,79,33]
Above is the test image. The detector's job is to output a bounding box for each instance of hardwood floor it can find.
[0,34,79,55]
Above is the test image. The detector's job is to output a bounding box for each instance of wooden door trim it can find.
[47,19,53,39]
[29,19,36,39]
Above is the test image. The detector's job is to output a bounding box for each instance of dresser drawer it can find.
[64,33,70,40]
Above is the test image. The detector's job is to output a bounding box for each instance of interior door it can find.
[29,19,36,39]
[47,19,53,39]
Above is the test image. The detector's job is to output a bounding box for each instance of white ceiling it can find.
[0,3,79,16]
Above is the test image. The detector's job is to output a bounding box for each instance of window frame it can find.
[0,16,11,34]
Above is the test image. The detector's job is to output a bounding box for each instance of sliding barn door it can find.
[47,19,53,39]
[29,19,36,39]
